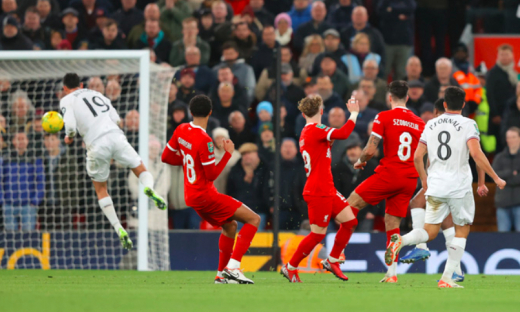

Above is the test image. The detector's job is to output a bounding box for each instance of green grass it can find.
[1,271,519,312]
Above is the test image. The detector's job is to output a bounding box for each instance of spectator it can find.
[320,55,349,100]
[227,142,271,230]
[293,1,330,54]
[452,42,482,117]
[351,89,377,141]
[209,1,233,64]
[248,0,274,28]
[61,8,88,50]
[358,78,386,112]
[22,6,46,49]
[487,44,518,150]
[210,65,249,112]
[224,0,249,14]
[424,58,460,103]
[341,33,381,85]
[166,101,189,139]
[350,59,387,105]
[274,13,292,46]
[46,28,63,50]
[502,82,520,141]
[316,75,343,113]
[212,41,256,104]
[71,0,107,31]
[90,19,127,49]
[135,19,172,63]
[212,127,241,194]
[0,0,17,22]
[327,0,355,30]
[2,132,44,231]
[279,138,306,230]
[256,100,273,129]
[493,127,520,232]
[87,76,105,94]
[340,6,386,74]
[257,121,275,164]
[9,90,34,133]
[211,82,243,129]
[127,4,172,49]
[298,34,324,74]
[419,102,435,123]
[404,56,424,82]
[251,25,277,79]
[328,106,361,170]
[310,28,347,76]
[231,17,257,61]
[159,0,191,43]
[105,79,126,112]
[406,79,429,115]
[228,110,256,148]
[377,0,415,80]
[173,46,215,94]
[124,109,139,150]
[36,0,61,29]
[1,15,33,50]
[287,0,311,31]
[111,0,144,37]
[169,17,210,67]
[176,68,202,105]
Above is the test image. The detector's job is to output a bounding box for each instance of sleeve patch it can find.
[316,124,326,129]
[207,142,214,153]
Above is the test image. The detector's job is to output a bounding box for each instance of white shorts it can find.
[86,132,142,182]
[425,192,475,226]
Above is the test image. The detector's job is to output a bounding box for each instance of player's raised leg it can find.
[222,205,260,284]
[93,181,132,250]
[131,163,166,210]
[215,221,239,284]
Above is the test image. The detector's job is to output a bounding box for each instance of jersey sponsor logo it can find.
[207,142,214,153]
[324,215,329,222]
[326,148,331,159]
[61,107,66,115]
[178,137,192,150]
[316,124,326,129]
[429,117,462,131]
[393,119,419,130]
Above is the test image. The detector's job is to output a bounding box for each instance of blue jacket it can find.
[1,151,45,206]
[327,3,355,30]
[288,5,312,31]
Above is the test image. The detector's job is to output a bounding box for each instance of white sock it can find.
[98,197,123,233]
[139,171,154,189]
[442,227,462,275]
[411,208,427,249]
[287,263,297,270]
[328,255,340,263]
[227,259,241,270]
[442,237,466,282]
[402,228,429,246]
[386,262,397,277]
[217,271,223,278]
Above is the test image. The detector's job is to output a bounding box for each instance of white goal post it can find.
[0,50,174,271]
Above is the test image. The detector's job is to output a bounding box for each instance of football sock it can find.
[229,223,257,266]
[387,261,397,277]
[402,228,429,246]
[98,197,123,233]
[329,218,358,260]
[386,228,400,261]
[218,234,235,272]
[411,208,427,249]
[217,271,223,278]
[351,206,360,217]
[442,237,466,282]
[442,227,462,275]
[288,232,326,268]
[139,171,154,189]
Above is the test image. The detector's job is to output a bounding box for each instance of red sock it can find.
[330,218,358,259]
[386,228,400,261]
[288,232,326,268]
[351,206,360,217]
[230,223,257,262]
[218,234,235,271]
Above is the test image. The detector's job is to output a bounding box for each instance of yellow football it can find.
[41,111,64,134]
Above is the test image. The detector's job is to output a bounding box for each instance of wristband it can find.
[349,111,359,121]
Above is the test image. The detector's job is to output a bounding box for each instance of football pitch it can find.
[1,271,519,312]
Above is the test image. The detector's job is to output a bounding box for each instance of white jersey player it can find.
[60,73,166,250]
[385,86,506,288]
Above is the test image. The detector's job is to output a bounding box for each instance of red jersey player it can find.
[345,81,425,283]
[161,95,261,284]
[281,95,360,283]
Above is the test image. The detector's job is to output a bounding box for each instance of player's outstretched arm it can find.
[203,139,234,181]
[414,143,428,191]
[329,97,360,140]
[468,139,506,190]
[354,134,380,169]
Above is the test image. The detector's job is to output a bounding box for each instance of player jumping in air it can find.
[339,81,425,283]
[161,95,260,284]
[281,95,359,283]
[385,86,506,288]
[60,73,166,250]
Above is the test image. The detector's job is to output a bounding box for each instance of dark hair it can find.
[222,41,238,52]
[103,18,117,28]
[189,95,212,117]
[508,126,520,136]
[25,6,38,15]
[444,86,466,111]
[434,98,445,113]
[63,73,80,89]
[388,80,408,100]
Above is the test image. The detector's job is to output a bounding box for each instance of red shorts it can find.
[187,191,242,227]
[355,172,417,218]
[304,191,350,227]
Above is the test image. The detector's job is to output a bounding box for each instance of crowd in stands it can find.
[1,0,520,232]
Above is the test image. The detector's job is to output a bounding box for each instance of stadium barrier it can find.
[1,232,520,274]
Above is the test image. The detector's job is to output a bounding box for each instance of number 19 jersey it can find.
[299,123,336,197]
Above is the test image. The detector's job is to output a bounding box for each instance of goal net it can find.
[0,52,174,271]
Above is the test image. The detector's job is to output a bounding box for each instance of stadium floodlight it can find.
[0,50,174,271]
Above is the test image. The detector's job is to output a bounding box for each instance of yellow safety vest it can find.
[474,88,496,153]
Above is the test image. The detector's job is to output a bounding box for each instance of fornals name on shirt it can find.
[178,137,192,150]
[393,119,419,130]
[429,117,462,132]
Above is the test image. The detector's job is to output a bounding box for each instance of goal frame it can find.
[0,50,152,271]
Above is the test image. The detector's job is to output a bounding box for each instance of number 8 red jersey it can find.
[371,107,425,178]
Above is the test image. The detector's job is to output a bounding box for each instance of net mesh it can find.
[0,58,174,270]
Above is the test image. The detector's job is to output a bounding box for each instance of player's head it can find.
[62,73,83,94]
[387,80,409,106]
[444,86,466,112]
[434,98,445,117]
[298,95,323,119]
[189,94,213,118]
